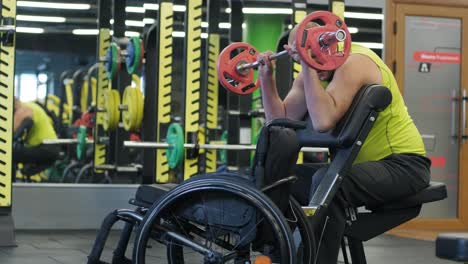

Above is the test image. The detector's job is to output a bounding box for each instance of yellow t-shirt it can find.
[325,44,426,163]
[23,102,57,147]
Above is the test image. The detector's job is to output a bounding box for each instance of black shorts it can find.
[292,153,431,208]
[13,144,60,166]
[252,126,431,210]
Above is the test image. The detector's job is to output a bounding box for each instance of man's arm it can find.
[301,54,382,131]
[258,52,308,122]
[14,104,33,132]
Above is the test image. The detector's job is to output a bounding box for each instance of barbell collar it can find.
[124,141,327,152]
[319,29,346,47]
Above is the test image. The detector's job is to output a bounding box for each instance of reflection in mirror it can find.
[14,0,98,184]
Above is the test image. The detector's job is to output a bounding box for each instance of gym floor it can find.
[0,230,452,264]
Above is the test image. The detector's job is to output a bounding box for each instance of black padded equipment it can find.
[344,182,447,243]
[89,84,447,264]
[269,84,447,264]
[436,233,468,262]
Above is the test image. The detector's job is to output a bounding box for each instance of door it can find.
[387,2,468,229]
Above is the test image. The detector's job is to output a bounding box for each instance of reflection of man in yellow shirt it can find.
[13,98,60,175]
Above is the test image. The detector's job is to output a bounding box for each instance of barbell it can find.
[42,127,92,160]
[124,123,328,169]
[217,11,352,95]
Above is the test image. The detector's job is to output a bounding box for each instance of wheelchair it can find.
[88,84,447,264]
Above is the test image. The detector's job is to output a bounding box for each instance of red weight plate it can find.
[217,42,260,95]
[295,11,351,71]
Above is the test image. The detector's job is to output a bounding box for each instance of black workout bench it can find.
[342,182,447,264]
[133,84,448,264]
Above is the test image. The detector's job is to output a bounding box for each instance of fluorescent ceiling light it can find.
[72,29,98,35]
[16,27,44,34]
[143,3,158,10]
[243,7,292,14]
[17,1,90,10]
[223,8,382,19]
[172,31,185,38]
[143,18,156,24]
[126,6,145,13]
[225,7,292,14]
[354,42,383,49]
[126,20,145,27]
[17,15,66,23]
[219,22,231,29]
[200,22,245,29]
[173,5,186,12]
[344,12,384,20]
[143,3,186,12]
[110,19,145,27]
[125,31,140,37]
[348,27,359,34]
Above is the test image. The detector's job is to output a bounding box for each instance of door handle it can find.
[463,89,467,144]
[451,89,458,144]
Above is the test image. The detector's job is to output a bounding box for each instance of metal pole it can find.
[124,141,327,153]
[43,139,95,145]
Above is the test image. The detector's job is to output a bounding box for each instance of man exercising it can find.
[13,98,60,178]
[256,23,431,263]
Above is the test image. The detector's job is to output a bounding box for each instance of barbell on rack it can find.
[217,11,352,95]
[102,37,145,79]
[42,127,92,160]
[124,123,328,169]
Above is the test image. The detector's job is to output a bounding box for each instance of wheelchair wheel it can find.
[61,162,81,183]
[286,197,315,264]
[133,175,297,264]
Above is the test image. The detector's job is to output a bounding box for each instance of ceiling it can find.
[14,0,383,55]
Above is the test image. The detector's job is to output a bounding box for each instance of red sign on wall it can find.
[413,51,460,64]
[429,156,447,168]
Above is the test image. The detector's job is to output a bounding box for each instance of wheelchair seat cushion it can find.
[135,184,177,206]
[436,233,468,261]
[371,181,447,211]
[135,172,255,207]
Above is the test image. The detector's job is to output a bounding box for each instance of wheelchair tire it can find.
[287,197,316,264]
[61,162,81,183]
[133,174,297,264]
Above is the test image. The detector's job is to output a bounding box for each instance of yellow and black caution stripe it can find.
[90,77,97,107]
[80,78,89,112]
[330,0,345,21]
[64,79,74,125]
[155,2,174,183]
[183,0,202,180]
[94,28,111,173]
[205,33,220,173]
[0,0,16,208]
